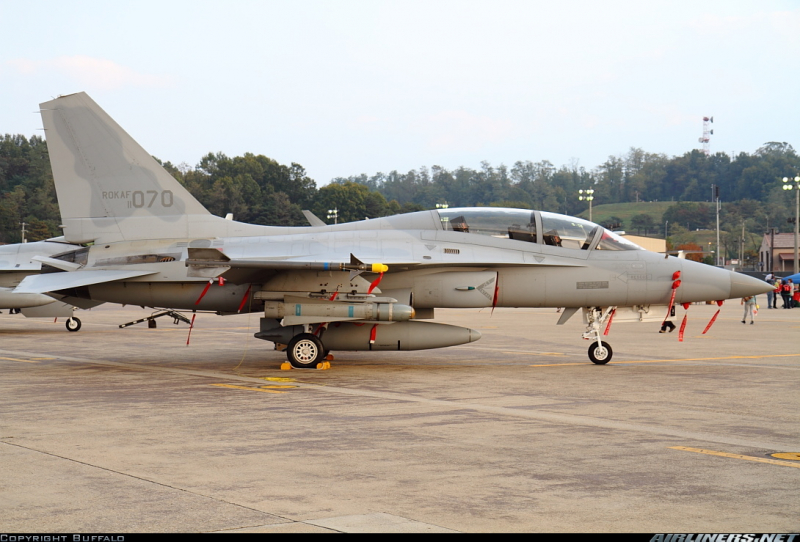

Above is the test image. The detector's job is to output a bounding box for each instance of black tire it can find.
[286,333,324,369]
[66,317,82,332]
[588,341,612,365]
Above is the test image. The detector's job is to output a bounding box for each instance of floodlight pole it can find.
[327,208,338,225]
[578,189,594,223]
[783,176,800,274]
[717,200,721,267]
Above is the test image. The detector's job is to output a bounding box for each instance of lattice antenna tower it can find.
[698,116,714,155]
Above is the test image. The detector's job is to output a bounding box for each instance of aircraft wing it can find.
[187,247,581,272]
[188,251,583,284]
[14,270,157,295]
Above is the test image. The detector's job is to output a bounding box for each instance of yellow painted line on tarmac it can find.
[0,356,40,363]
[771,452,800,461]
[670,446,800,469]
[210,383,287,394]
[530,362,601,367]
[505,351,566,356]
[530,353,800,367]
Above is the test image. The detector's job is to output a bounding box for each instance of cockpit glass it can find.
[539,212,598,250]
[437,208,536,241]
[434,208,643,251]
[595,229,644,251]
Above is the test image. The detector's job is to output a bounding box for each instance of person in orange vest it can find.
[781,279,793,309]
[771,278,781,308]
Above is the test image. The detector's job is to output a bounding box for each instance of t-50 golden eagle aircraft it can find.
[15,92,771,367]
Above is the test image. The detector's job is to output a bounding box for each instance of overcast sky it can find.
[2,1,799,185]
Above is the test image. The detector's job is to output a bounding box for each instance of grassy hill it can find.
[577,202,763,262]
[576,202,675,235]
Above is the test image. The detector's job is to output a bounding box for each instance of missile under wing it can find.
[23,92,772,366]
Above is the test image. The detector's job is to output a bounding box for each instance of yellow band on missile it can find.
[371,263,389,273]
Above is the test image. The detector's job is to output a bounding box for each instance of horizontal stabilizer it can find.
[14,269,157,294]
[31,255,82,272]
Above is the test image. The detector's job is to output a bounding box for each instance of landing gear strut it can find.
[582,307,615,364]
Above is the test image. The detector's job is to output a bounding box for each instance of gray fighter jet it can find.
[0,239,93,330]
[18,92,771,366]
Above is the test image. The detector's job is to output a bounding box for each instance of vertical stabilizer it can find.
[40,92,215,243]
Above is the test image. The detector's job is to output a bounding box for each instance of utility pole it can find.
[783,176,800,274]
[712,184,721,266]
[20,221,27,244]
[740,221,745,269]
[770,228,775,273]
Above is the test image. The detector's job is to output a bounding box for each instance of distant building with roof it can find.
[621,234,666,253]
[759,232,798,273]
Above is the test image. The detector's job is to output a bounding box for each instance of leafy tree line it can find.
[335,143,799,236]
[0,135,61,243]
[1,133,798,248]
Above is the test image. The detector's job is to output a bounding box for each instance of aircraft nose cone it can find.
[729,272,774,299]
[469,329,482,343]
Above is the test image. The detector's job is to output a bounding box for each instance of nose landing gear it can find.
[582,307,615,364]
[587,341,612,365]
[66,317,81,332]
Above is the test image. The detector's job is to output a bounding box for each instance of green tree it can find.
[630,214,656,236]
[600,216,625,230]
[313,182,371,223]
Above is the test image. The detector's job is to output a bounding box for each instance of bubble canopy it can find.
[435,207,643,251]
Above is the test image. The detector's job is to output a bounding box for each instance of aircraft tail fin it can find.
[39,92,215,243]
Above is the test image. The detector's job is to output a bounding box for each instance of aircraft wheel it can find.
[588,341,612,365]
[286,333,324,369]
[66,317,82,332]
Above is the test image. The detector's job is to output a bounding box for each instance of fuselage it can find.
[45,208,770,313]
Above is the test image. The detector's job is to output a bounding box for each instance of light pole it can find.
[578,189,594,222]
[782,176,800,274]
[327,208,338,225]
[712,184,721,267]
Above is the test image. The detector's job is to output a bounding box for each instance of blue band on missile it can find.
[348,306,354,317]
[295,304,301,316]
[324,263,329,270]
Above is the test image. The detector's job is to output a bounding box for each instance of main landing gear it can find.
[286,333,324,369]
[582,307,615,365]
